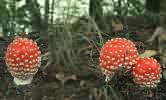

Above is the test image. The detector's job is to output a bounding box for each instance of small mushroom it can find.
[99,38,139,81]
[5,37,41,85]
[133,57,162,87]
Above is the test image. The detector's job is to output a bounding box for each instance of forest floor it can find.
[0,16,166,100]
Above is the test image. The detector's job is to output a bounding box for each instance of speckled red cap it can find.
[99,38,139,79]
[133,57,162,87]
[5,37,41,80]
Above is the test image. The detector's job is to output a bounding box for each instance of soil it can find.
[0,16,166,100]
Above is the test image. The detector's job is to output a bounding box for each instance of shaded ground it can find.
[0,16,166,100]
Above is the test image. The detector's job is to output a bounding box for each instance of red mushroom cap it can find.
[5,37,41,80]
[133,57,161,87]
[99,38,139,78]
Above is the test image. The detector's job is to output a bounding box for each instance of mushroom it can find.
[133,57,161,87]
[5,37,41,85]
[99,38,139,81]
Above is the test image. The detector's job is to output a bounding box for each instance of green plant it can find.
[102,84,123,100]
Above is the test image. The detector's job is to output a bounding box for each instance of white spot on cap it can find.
[30,55,33,58]
[16,58,20,61]
[125,57,129,60]
[112,58,115,61]
[106,56,110,59]
[29,61,32,64]
[25,59,28,63]
[19,62,24,66]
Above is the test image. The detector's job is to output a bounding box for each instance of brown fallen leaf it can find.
[139,50,158,57]
[111,18,123,32]
[0,32,5,40]
[56,73,77,84]
[80,80,86,87]
[92,88,102,100]
[64,96,72,100]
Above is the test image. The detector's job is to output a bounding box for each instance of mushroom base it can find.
[101,68,115,82]
[14,76,33,85]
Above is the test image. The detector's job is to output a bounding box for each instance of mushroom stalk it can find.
[14,76,33,85]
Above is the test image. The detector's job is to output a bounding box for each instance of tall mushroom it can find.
[5,37,41,85]
[133,57,162,87]
[99,38,139,81]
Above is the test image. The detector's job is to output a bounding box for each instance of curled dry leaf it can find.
[139,50,158,57]
[92,88,102,100]
[64,94,76,100]
[0,32,5,40]
[56,73,77,83]
[111,18,123,32]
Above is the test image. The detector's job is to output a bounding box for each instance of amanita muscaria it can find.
[5,37,41,85]
[133,57,162,87]
[99,38,139,81]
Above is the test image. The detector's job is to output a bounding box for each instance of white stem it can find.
[13,76,33,85]
[105,75,110,82]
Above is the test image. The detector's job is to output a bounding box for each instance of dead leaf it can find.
[44,82,59,89]
[111,18,123,32]
[80,80,86,87]
[146,27,166,43]
[42,52,50,58]
[139,50,158,57]
[92,88,102,100]
[0,33,5,40]
[145,90,153,97]
[56,73,77,83]
[64,96,72,100]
